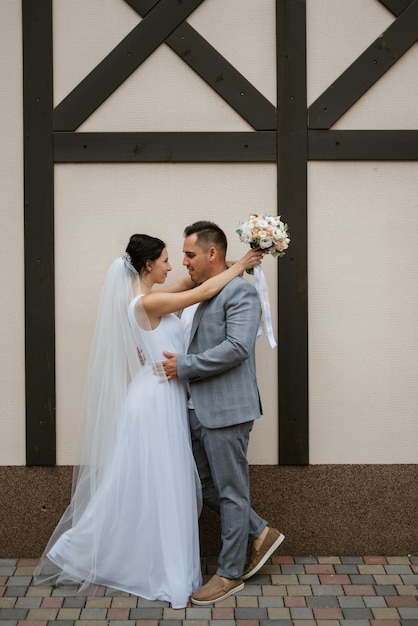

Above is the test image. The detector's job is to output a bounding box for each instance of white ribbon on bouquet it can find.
[253,265,277,349]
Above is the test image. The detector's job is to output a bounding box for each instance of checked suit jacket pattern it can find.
[177,276,263,428]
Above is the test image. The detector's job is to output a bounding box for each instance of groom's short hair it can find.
[184,221,227,256]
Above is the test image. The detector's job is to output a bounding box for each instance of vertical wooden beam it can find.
[22,0,56,465]
[276,0,309,464]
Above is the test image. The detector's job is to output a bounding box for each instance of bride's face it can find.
[150,248,172,284]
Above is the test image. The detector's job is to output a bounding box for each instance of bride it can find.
[34,233,262,608]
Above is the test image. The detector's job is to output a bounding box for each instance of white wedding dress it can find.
[45,296,202,608]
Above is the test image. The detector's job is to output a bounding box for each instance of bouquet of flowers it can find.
[236,213,290,274]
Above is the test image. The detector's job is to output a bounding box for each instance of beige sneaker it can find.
[191,574,244,605]
[242,527,285,580]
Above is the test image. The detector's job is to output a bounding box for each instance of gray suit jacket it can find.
[177,276,262,428]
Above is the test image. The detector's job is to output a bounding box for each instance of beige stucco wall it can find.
[1,0,417,465]
[0,0,25,465]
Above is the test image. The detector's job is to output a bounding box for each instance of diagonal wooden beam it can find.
[376,0,415,16]
[54,0,206,131]
[125,0,277,130]
[309,0,418,129]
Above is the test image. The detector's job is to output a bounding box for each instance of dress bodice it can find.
[128,295,186,363]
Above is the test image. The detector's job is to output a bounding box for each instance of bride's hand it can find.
[236,247,264,273]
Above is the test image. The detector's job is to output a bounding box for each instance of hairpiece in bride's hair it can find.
[122,252,132,265]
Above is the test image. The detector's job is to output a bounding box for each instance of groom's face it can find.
[183,234,213,283]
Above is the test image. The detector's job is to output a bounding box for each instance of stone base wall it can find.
[1,465,416,557]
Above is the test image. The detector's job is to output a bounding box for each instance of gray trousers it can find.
[189,409,267,580]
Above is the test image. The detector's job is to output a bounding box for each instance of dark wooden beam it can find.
[309,130,418,160]
[54,0,206,131]
[22,0,56,465]
[53,131,277,162]
[309,0,418,129]
[125,0,277,130]
[377,0,415,16]
[277,0,309,465]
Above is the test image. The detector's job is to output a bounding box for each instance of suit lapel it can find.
[189,300,208,346]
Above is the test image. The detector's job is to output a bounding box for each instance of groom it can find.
[162,221,284,605]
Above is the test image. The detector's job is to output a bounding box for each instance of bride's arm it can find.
[139,247,262,321]
[155,275,195,293]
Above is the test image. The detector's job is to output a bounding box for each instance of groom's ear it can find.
[208,245,217,260]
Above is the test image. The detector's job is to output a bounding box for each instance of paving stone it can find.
[63,596,87,608]
[286,584,312,597]
[51,585,79,597]
[338,596,365,608]
[280,565,305,575]
[372,608,401,620]
[339,620,370,626]
[398,609,418,620]
[270,575,298,586]
[234,607,268,619]
[289,607,313,619]
[386,557,411,565]
[80,608,108,619]
[344,584,376,596]
[129,607,164,619]
[396,585,418,596]
[342,608,373,620]
[374,575,403,585]
[261,585,287,596]
[74,619,108,626]
[312,607,343,620]
[349,574,376,584]
[386,566,413,575]
[341,557,364,565]
[163,609,186,620]
[15,597,42,609]
[57,607,82,620]
[401,576,418,585]
[364,596,387,608]
[5,587,28,597]
[306,596,339,608]
[186,606,211,620]
[47,620,75,626]
[335,565,360,575]
[238,584,262,596]
[294,557,318,564]
[0,597,17,608]
[374,585,398,596]
[283,597,306,608]
[311,584,344,596]
[297,575,319,585]
[27,607,59,620]
[358,565,386,575]
[0,608,28,620]
[258,596,284,608]
[235,596,258,607]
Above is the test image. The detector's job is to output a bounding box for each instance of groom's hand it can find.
[162,351,179,380]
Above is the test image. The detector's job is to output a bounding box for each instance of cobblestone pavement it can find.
[1,555,417,626]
